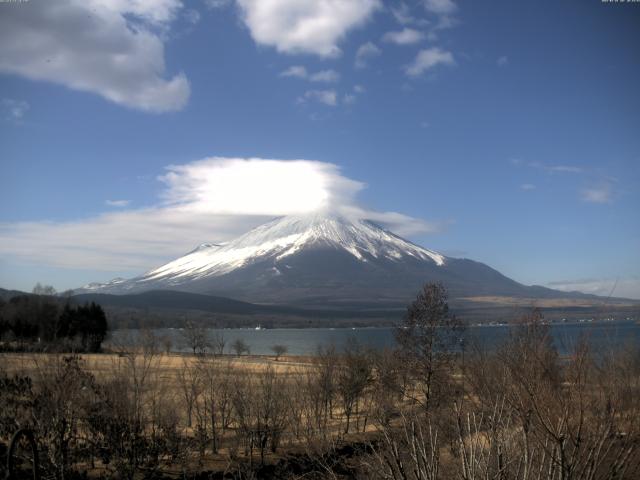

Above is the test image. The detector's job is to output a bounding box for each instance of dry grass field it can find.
[1,351,316,377]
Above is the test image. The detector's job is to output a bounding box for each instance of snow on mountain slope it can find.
[77,213,612,307]
[79,213,446,295]
[142,213,445,283]
[77,212,595,306]
[81,277,127,291]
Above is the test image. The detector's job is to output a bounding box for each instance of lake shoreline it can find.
[106,319,640,356]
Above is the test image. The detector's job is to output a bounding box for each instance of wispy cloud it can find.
[204,0,231,8]
[512,159,584,174]
[0,158,440,272]
[0,0,190,113]
[511,158,617,204]
[528,162,584,174]
[422,0,458,38]
[382,28,425,45]
[391,3,417,25]
[280,66,308,79]
[343,93,356,105]
[105,199,130,208]
[547,277,640,300]
[342,85,366,105]
[183,8,201,24]
[236,0,381,57]
[405,47,455,77]
[581,183,613,204]
[309,70,340,83]
[423,0,457,15]
[497,55,509,66]
[1,98,29,122]
[549,165,583,173]
[520,183,536,191]
[355,41,381,69]
[280,66,340,83]
[298,89,338,107]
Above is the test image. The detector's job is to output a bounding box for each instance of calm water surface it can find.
[109,321,640,356]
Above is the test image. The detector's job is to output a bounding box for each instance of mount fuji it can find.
[77,213,589,309]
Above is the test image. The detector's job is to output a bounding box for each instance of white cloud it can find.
[0,210,266,272]
[105,199,131,207]
[405,47,455,77]
[1,98,29,121]
[298,90,338,106]
[0,157,438,271]
[581,184,613,204]
[527,162,584,174]
[309,70,340,83]
[550,165,583,173]
[497,55,508,66]
[422,0,457,38]
[514,160,584,175]
[280,66,309,79]
[204,0,231,8]
[355,41,381,68]
[281,66,340,83]
[236,0,381,57]
[391,3,416,25]
[0,0,190,113]
[342,84,366,104]
[382,28,425,45]
[184,8,201,24]
[343,93,357,105]
[423,0,457,15]
[547,277,640,300]
[512,159,617,204]
[520,183,536,191]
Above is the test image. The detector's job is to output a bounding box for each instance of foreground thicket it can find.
[369,308,640,480]
[0,283,638,479]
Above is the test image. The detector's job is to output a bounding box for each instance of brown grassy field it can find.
[460,295,637,308]
[0,351,316,377]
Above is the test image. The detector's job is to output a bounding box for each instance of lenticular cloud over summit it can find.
[159,158,364,216]
[0,157,440,273]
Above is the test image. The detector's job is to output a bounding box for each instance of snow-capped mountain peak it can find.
[76,213,447,295]
[75,213,591,307]
[141,213,444,283]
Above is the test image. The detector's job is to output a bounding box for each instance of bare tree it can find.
[193,356,233,455]
[159,334,173,355]
[232,366,288,466]
[457,310,640,480]
[31,355,97,478]
[180,320,210,355]
[177,359,201,429]
[212,331,226,356]
[314,344,339,434]
[271,344,288,361]
[231,338,250,356]
[395,282,464,412]
[369,411,440,480]
[371,347,405,428]
[337,338,373,434]
[32,283,57,296]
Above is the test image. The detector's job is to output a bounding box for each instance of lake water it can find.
[108,320,640,356]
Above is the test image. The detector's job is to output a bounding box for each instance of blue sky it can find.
[1,0,639,298]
